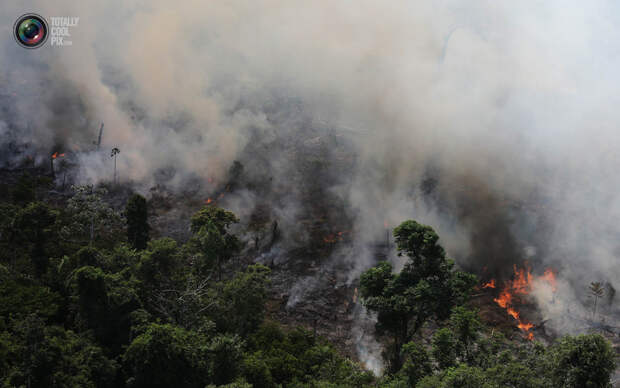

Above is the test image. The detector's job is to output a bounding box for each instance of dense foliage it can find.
[361,220,617,387]
[0,175,616,387]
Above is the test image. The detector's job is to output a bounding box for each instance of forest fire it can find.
[323,230,350,243]
[51,152,65,159]
[204,193,225,206]
[485,265,557,340]
[482,279,496,289]
[541,268,557,292]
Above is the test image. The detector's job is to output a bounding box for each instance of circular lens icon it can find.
[14,14,48,49]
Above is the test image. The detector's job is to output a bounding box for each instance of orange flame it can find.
[323,230,350,243]
[507,308,520,320]
[541,268,557,292]
[52,152,58,159]
[482,279,496,289]
[205,193,224,205]
[518,321,534,331]
[493,290,512,308]
[488,265,558,341]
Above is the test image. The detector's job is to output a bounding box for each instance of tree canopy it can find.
[360,220,477,371]
[0,179,615,388]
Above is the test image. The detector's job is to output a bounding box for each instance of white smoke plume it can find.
[2,0,620,367]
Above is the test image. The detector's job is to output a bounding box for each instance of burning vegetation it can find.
[480,265,558,340]
[1,1,619,384]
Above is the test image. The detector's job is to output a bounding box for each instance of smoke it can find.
[2,0,620,366]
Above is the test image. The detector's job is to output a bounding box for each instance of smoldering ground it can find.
[2,0,620,371]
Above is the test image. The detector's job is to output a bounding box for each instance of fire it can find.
[541,268,557,292]
[494,290,512,308]
[482,279,496,289]
[323,230,350,243]
[485,265,557,340]
[510,266,533,295]
[323,234,339,243]
[51,152,65,159]
[507,308,520,320]
[518,321,534,331]
[204,193,224,206]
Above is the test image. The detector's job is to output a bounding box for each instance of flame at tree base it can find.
[485,265,556,340]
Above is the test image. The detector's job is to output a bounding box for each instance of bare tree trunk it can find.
[593,296,598,320]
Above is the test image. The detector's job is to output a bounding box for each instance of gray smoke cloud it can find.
[2,0,620,370]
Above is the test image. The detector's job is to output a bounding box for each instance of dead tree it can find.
[151,274,214,329]
[93,122,104,150]
[110,147,120,184]
[589,282,605,320]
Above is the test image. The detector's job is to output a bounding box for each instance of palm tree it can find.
[110,147,120,184]
[589,282,605,320]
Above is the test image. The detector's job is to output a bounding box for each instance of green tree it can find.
[360,220,477,371]
[126,194,149,250]
[436,364,489,388]
[0,278,61,321]
[399,342,432,386]
[0,203,17,243]
[214,264,271,335]
[432,328,457,370]
[245,323,371,388]
[242,352,273,388]
[415,374,442,388]
[12,202,60,275]
[72,266,108,334]
[123,323,210,388]
[11,173,36,204]
[71,265,140,350]
[449,307,481,361]
[548,334,615,388]
[484,360,547,388]
[190,206,240,235]
[3,315,117,388]
[140,240,215,329]
[209,334,244,385]
[61,185,124,245]
[137,238,181,304]
[189,206,241,279]
[206,380,252,388]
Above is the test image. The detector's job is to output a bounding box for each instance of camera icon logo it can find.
[14,13,49,49]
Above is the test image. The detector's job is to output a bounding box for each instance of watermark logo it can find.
[49,16,79,47]
[13,13,49,49]
[14,14,79,48]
